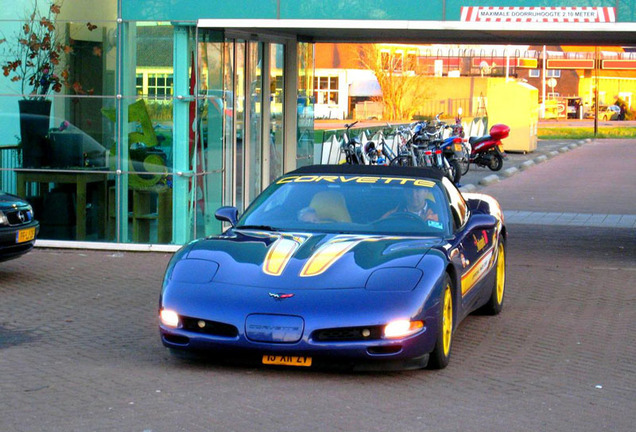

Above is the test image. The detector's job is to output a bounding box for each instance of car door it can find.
[442,178,497,314]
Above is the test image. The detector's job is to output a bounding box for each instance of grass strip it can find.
[538,127,636,139]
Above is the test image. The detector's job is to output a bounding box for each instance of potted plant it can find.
[0,0,94,167]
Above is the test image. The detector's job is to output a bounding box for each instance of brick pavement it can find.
[1,139,635,432]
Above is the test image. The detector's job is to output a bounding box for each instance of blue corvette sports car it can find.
[159,165,506,370]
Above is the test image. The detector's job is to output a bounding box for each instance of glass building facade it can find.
[1,0,633,246]
[0,0,315,245]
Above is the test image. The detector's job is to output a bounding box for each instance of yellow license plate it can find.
[262,355,312,367]
[453,144,463,151]
[16,227,36,243]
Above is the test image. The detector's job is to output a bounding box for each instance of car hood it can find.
[0,191,29,209]
[183,230,442,289]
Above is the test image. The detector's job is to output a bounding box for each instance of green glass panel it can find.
[296,42,315,168]
[269,43,284,183]
[248,41,263,201]
[124,175,174,244]
[0,15,117,97]
[195,30,225,238]
[281,0,444,20]
[122,0,277,21]
[130,23,175,98]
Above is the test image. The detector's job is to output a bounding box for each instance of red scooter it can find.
[462,124,509,173]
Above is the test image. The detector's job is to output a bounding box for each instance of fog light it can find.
[160,309,180,328]
[384,319,424,339]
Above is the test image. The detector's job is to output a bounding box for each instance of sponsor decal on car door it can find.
[460,229,497,296]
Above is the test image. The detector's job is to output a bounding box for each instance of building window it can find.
[529,69,540,78]
[546,69,561,78]
[135,70,174,98]
[381,50,404,72]
[406,52,417,72]
[136,74,144,95]
[314,76,339,105]
[148,73,174,98]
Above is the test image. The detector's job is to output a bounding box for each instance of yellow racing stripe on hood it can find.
[300,238,362,277]
[262,234,310,276]
[299,235,400,277]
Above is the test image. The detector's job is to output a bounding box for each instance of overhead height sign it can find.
[461,7,616,23]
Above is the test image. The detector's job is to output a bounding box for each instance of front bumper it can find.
[0,221,39,262]
[159,312,438,370]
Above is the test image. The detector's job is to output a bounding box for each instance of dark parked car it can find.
[0,192,39,262]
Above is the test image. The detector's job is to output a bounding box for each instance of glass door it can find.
[225,38,263,212]
[268,43,285,183]
[247,41,263,205]
[196,31,286,237]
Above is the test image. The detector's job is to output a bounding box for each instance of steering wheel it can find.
[385,211,424,222]
[316,217,339,224]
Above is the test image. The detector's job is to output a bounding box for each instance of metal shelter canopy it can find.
[198,19,636,45]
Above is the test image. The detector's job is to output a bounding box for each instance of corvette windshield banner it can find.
[460,6,616,23]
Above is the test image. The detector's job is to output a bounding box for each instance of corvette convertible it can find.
[159,165,506,370]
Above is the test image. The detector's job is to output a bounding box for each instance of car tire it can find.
[428,274,454,369]
[478,238,506,315]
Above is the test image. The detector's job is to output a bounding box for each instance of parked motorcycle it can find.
[340,121,364,164]
[439,135,465,184]
[463,123,510,173]
[410,114,465,184]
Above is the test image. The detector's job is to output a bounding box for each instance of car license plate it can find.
[262,355,312,367]
[16,227,35,243]
[453,144,463,152]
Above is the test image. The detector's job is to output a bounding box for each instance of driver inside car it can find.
[382,187,440,223]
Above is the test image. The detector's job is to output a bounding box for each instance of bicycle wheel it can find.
[389,155,414,167]
[459,157,470,175]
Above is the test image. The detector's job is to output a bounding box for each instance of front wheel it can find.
[488,152,504,171]
[428,275,454,369]
[477,238,506,315]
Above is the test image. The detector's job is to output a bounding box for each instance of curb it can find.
[501,167,519,177]
[459,138,589,192]
[479,174,500,186]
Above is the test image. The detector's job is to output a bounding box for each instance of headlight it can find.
[384,319,424,339]
[365,268,422,291]
[0,210,7,226]
[171,259,219,283]
[160,309,180,328]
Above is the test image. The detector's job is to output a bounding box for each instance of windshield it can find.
[237,174,452,236]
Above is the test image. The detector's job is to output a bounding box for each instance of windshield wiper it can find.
[236,224,280,232]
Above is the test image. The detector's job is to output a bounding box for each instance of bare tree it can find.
[356,44,428,121]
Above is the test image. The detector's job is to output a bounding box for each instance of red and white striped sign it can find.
[460,6,616,23]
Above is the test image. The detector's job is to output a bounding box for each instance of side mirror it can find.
[465,213,497,232]
[215,206,239,226]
